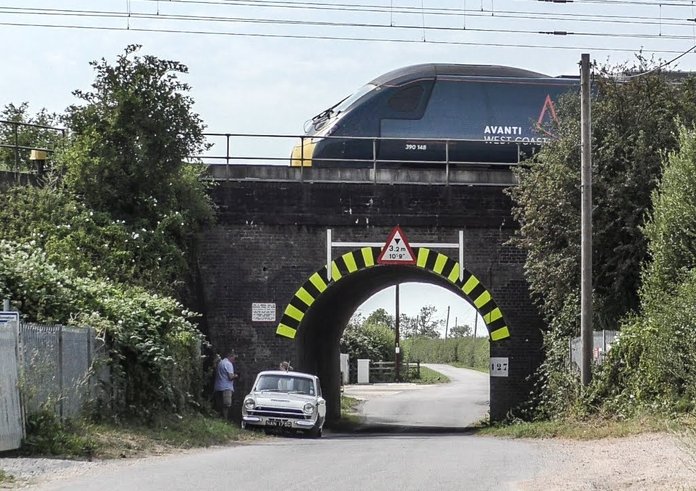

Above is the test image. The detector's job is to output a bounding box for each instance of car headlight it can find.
[303,402,316,415]
[244,398,256,410]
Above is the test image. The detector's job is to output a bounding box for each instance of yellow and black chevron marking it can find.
[276,247,510,342]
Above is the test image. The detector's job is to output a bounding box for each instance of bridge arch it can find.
[275,246,510,421]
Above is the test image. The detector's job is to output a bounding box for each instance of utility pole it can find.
[473,313,478,339]
[444,306,450,340]
[580,53,593,386]
[395,284,401,382]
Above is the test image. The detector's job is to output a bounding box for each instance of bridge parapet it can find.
[205,164,517,187]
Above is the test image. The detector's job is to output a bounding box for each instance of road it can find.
[344,363,489,429]
[13,365,696,490]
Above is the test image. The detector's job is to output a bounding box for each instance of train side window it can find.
[388,85,425,112]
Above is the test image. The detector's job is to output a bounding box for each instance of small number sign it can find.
[490,357,509,377]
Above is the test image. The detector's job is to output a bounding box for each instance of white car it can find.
[241,370,327,437]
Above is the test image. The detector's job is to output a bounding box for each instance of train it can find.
[290,64,579,167]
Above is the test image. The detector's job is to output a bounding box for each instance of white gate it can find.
[0,318,23,451]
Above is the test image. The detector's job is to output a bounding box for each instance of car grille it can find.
[249,406,310,419]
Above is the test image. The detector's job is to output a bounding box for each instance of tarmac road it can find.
[11,365,696,490]
[344,364,489,429]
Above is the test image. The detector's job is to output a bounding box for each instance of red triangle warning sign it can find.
[377,225,417,265]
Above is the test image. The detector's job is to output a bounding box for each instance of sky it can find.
[3,0,696,334]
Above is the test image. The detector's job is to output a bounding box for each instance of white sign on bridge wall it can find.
[490,357,509,377]
[252,303,276,322]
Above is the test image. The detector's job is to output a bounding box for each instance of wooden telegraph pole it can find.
[580,53,593,386]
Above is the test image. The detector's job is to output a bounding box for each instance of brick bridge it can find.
[197,165,544,422]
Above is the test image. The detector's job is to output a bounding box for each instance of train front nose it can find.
[290,139,315,167]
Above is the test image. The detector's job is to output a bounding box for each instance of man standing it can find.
[214,352,238,421]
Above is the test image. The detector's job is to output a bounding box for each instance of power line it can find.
[4,1,696,31]
[3,5,696,42]
[625,41,696,77]
[1,19,695,55]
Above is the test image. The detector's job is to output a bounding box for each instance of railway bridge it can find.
[197,164,544,422]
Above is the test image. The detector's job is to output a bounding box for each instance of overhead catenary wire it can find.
[624,41,696,77]
[2,19,696,55]
[4,2,696,31]
[4,5,696,42]
[1,1,696,57]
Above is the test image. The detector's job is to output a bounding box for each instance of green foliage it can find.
[641,126,696,306]
[403,336,489,371]
[508,62,696,417]
[22,411,96,457]
[0,469,13,484]
[365,308,394,330]
[60,45,211,222]
[449,323,472,338]
[400,305,442,339]
[0,102,63,173]
[22,413,251,459]
[340,314,394,363]
[413,365,450,384]
[0,184,192,294]
[56,45,214,296]
[0,47,216,423]
[595,127,696,415]
[0,240,204,418]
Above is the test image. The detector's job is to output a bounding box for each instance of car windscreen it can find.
[254,374,315,395]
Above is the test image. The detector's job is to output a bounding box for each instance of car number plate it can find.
[266,418,291,427]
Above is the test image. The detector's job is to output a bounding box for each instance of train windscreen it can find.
[305,84,377,135]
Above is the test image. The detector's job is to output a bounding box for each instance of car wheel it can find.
[308,424,322,439]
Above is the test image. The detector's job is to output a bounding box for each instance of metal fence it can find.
[19,323,103,419]
[0,320,103,451]
[0,319,23,451]
[0,119,66,174]
[570,330,619,369]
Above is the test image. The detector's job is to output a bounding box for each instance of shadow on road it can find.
[326,423,482,438]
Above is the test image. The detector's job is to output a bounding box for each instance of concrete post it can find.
[357,359,370,384]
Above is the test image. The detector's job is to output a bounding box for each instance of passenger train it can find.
[290,64,579,167]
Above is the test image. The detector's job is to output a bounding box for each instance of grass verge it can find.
[329,394,363,431]
[21,411,260,459]
[0,469,15,485]
[412,366,450,384]
[478,413,696,440]
[449,361,489,373]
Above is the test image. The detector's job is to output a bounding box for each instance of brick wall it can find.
[198,180,545,421]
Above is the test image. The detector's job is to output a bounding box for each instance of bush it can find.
[402,336,489,371]
[0,240,205,419]
[22,410,96,457]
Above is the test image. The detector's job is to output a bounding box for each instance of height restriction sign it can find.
[377,225,417,265]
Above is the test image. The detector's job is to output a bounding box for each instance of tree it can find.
[508,61,696,415]
[401,305,442,339]
[364,308,394,330]
[598,126,696,412]
[510,63,696,335]
[57,45,215,294]
[449,323,472,338]
[340,313,393,366]
[60,44,212,223]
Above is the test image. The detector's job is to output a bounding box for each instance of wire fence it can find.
[570,330,619,369]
